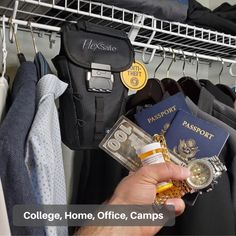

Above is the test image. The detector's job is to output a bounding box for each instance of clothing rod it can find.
[132,42,236,64]
[1,16,236,64]
[0,16,61,32]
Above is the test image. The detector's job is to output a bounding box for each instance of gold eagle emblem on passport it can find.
[160,123,170,135]
[173,139,199,162]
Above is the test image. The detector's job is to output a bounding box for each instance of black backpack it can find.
[52,21,134,150]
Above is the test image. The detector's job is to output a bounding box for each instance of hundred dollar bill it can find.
[99,116,153,171]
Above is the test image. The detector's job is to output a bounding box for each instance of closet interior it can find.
[0,1,236,75]
[1,0,236,236]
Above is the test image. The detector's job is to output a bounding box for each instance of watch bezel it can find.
[186,159,214,190]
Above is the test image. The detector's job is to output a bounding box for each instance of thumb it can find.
[136,162,191,185]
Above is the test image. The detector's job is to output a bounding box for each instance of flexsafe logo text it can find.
[82,39,117,52]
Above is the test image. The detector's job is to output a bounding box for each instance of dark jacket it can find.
[214,3,236,24]
[216,84,236,103]
[159,97,236,235]
[125,92,236,235]
[0,62,44,235]
[199,80,234,108]
[198,87,236,129]
[187,0,236,35]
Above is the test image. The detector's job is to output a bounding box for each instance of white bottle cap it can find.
[136,142,161,155]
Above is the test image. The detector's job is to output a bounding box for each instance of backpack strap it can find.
[95,96,105,141]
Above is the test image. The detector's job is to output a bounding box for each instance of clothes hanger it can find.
[0,15,7,80]
[28,21,38,55]
[218,57,224,84]
[178,52,202,104]
[166,48,176,79]
[28,21,52,79]
[161,48,183,95]
[216,57,224,88]
[153,45,166,78]
[229,63,236,93]
[216,59,236,103]
[231,64,236,109]
[229,63,236,78]
[142,30,156,64]
[8,17,26,64]
[199,57,224,87]
[126,47,166,110]
[182,49,186,77]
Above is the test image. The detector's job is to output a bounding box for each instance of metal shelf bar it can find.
[1,0,236,65]
[1,15,236,64]
[18,0,236,49]
[132,41,236,64]
[1,16,60,31]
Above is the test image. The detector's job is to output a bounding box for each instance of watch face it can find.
[186,160,214,190]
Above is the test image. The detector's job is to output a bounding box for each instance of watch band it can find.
[152,136,227,205]
[153,134,170,162]
[204,156,227,191]
[153,135,192,205]
[155,180,192,205]
[207,156,227,176]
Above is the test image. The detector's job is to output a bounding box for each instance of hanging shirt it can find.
[0,76,8,123]
[34,51,52,80]
[25,74,68,236]
[0,62,44,235]
[0,181,11,235]
[0,76,11,235]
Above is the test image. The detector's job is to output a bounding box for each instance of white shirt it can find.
[0,76,8,123]
[0,76,11,236]
[25,74,68,236]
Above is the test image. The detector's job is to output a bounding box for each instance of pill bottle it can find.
[136,142,173,193]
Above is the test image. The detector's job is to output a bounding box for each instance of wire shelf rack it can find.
[1,0,236,64]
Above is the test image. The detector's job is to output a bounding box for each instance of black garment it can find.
[159,97,236,235]
[161,78,183,95]
[73,149,128,204]
[126,79,165,111]
[187,0,236,36]
[178,76,201,105]
[214,3,236,24]
[69,149,128,234]
[216,84,236,103]
[199,79,234,108]
[93,0,189,22]
[34,51,52,79]
[0,62,44,235]
[198,88,236,130]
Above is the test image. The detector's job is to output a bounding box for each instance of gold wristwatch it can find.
[152,135,227,205]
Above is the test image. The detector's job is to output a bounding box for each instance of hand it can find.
[76,162,190,236]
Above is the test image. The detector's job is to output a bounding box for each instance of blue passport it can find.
[134,92,190,136]
[165,110,229,160]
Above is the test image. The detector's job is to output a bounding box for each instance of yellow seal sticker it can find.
[121,61,148,91]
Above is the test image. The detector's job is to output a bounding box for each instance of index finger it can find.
[136,162,191,185]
